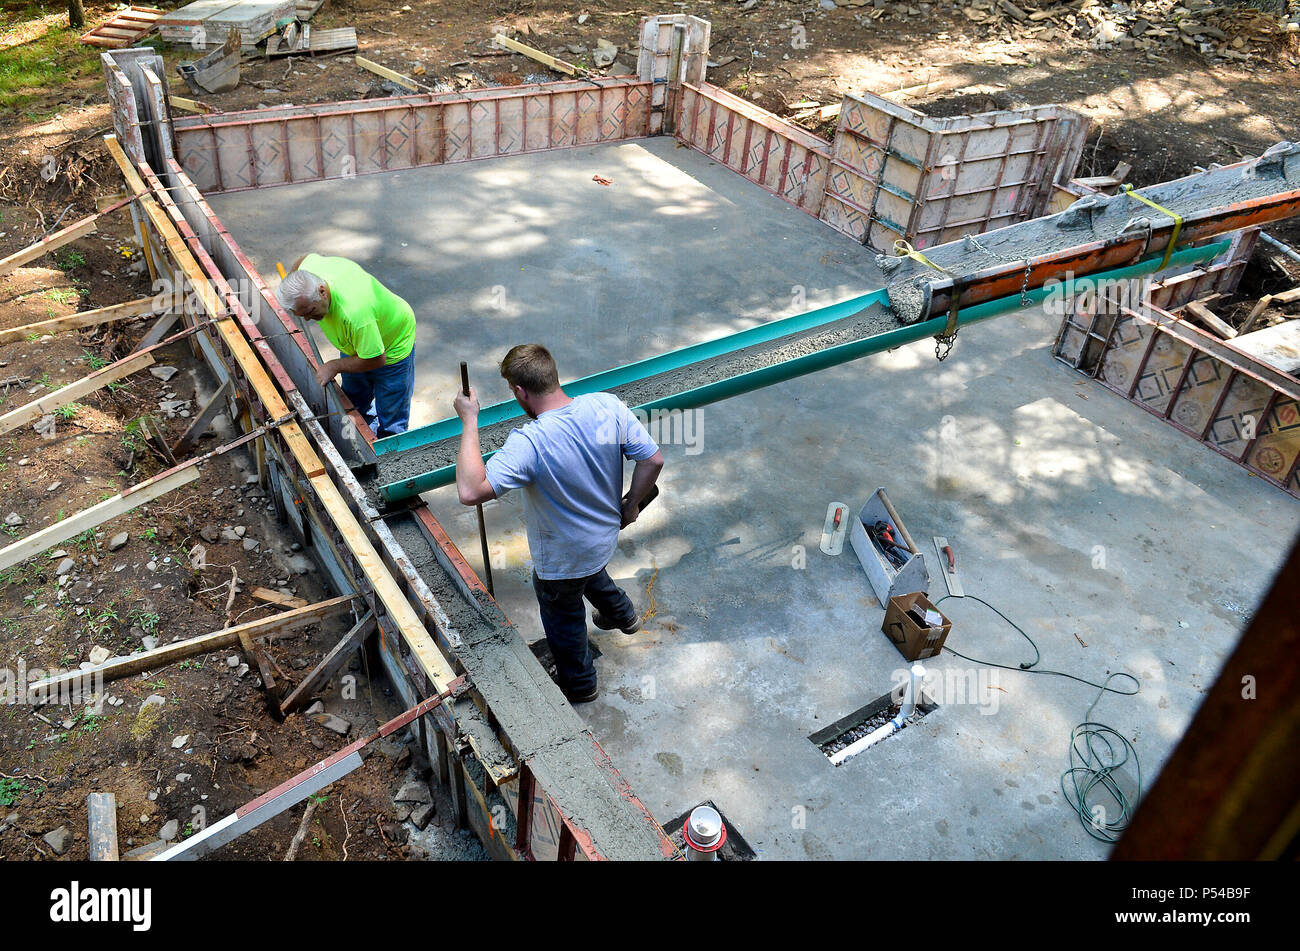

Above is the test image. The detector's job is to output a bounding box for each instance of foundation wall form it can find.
[818,92,1089,251]
[677,82,831,215]
[103,50,678,861]
[1054,243,1300,499]
[172,77,653,194]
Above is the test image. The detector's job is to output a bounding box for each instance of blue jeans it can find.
[341,346,415,438]
[532,567,637,695]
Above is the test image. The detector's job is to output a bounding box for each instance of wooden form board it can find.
[637,14,710,134]
[171,77,652,193]
[0,297,163,346]
[266,27,356,57]
[678,82,830,215]
[26,594,358,701]
[0,350,156,435]
[1054,300,1300,499]
[817,91,1088,252]
[0,465,199,571]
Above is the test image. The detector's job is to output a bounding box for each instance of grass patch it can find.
[130,700,163,741]
[0,14,102,112]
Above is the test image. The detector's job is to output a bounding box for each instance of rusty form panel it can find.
[678,82,830,215]
[821,92,1088,252]
[1146,229,1261,312]
[173,78,653,194]
[636,13,709,134]
[1054,290,1300,499]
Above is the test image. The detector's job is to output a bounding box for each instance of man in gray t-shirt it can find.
[454,344,664,704]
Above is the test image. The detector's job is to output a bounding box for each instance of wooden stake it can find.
[25,595,358,700]
[251,585,308,610]
[87,793,120,861]
[1239,295,1274,335]
[280,610,376,715]
[170,378,233,455]
[1184,300,1238,339]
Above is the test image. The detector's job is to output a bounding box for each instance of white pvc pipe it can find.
[901,663,925,718]
[830,663,926,767]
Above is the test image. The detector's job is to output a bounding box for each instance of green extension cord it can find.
[933,595,1142,845]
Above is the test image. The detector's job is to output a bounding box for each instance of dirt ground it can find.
[0,0,1297,861]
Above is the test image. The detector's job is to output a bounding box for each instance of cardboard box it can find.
[882,592,951,661]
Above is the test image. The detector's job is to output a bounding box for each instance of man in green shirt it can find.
[276,253,418,438]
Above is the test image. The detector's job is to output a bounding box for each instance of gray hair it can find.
[275,269,325,315]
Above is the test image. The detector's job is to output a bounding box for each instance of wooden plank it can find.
[171,378,233,455]
[0,297,163,347]
[169,95,211,115]
[251,585,308,610]
[0,217,99,277]
[1239,295,1274,335]
[267,26,355,57]
[103,136,325,477]
[26,595,357,700]
[0,465,198,572]
[355,56,422,92]
[1185,300,1238,339]
[153,684,462,860]
[492,34,582,76]
[280,610,376,714]
[87,793,119,861]
[0,350,156,436]
[1272,285,1300,305]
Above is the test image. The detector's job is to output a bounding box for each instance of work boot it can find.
[592,611,641,635]
[563,682,599,703]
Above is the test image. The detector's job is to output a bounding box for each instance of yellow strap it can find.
[276,261,288,279]
[1122,185,1183,271]
[892,239,950,274]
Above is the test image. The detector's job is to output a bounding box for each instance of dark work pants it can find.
[532,567,637,695]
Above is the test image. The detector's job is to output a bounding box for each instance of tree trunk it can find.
[68,0,85,30]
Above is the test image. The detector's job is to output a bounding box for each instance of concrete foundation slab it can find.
[209,136,1300,859]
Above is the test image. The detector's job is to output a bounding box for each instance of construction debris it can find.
[179,28,243,94]
[835,0,1298,66]
[79,6,164,49]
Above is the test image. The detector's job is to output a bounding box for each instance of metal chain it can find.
[935,328,958,361]
[1020,259,1034,307]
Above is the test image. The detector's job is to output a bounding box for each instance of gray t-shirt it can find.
[484,393,659,580]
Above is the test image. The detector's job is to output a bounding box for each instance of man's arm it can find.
[315,353,385,387]
[453,387,497,506]
[621,450,664,528]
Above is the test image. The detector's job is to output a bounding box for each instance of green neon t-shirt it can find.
[300,254,415,363]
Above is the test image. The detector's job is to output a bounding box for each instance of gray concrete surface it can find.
[209,138,1300,860]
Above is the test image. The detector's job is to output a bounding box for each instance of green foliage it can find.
[54,249,86,271]
[0,21,101,112]
[0,777,27,806]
